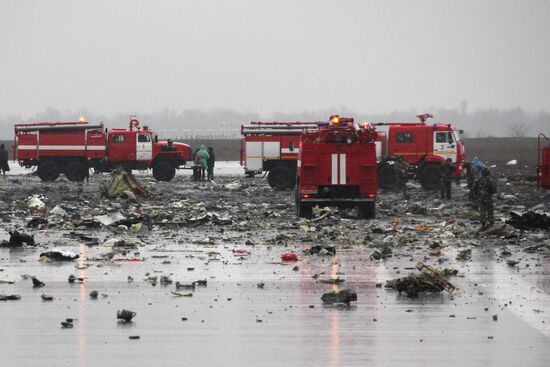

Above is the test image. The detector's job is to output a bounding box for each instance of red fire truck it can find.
[14,117,192,182]
[242,114,464,191]
[240,121,318,189]
[295,116,378,218]
[374,114,465,190]
[538,133,550,191]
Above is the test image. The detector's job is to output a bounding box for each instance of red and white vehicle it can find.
[240,121,318,189]
[242,114,464,191]
[295,116,378,218]
[374,114,465,190]
[538,133,550,191]
[14,117,192,182]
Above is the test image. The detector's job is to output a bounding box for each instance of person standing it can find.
[439,158,455,200]
[471,156,486,177]
[393,157,409,200]
[473,168,497,228]
[463,162,478,207]
[196,145,210,181]
[207,147,215,181]
[0,144,9,176]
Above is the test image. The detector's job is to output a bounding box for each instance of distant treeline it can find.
[1,106,548,140]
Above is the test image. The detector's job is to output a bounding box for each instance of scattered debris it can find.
[41,294,54,301]
[175,281,195,290]
[385,262,455,298]
[27,195,46,214]
[61,319,74,328]
[506,260,520,267]
[321,289,357,306]
[117,309,137,322]
[3,231,35,247]
[304,245,336,256]
[281,252,298,262]
[0,294,21,301]
[106,169,150,199]
[507,211,550,230]
[32,277,45,288]
[171,291,193,297]
[456,249,472,261]
[40,249,79,261]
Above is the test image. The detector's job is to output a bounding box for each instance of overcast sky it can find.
[1,0,549,117]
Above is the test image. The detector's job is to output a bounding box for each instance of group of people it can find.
[192,145,215,181]
[395,155,496,229]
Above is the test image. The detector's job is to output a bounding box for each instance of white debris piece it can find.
[27,195,46,213]
[506,159,517,165]
[94,211,126,226]
[101,238,122,247]
[224,182,243,191]
[49,248,78,258]
[50,205,67,216]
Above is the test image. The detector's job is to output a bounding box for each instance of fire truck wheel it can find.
[378,165,398,190]
[37,161,60,182]
[65,161,89,182]
[359,202,376,219]
[153,161,176,182]
[268,166,294,190]
[419,164,441,190]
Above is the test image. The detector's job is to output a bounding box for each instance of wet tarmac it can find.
[1,163,549,366]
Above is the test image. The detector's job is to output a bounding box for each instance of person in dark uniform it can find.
[472,168,497,228]
[440,158,456,199]
[393,157,409,200]
[207,147,215,181]
[0,144,9,176]
[463,162,478,208]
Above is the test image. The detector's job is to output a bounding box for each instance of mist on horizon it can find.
[1,1,550,114]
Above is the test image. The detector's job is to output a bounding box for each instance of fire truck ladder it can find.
[241,122,319,136]
[14,121,103,133]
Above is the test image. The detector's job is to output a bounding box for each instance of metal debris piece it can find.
[117,309,137,322]
[385,262,456,298]
[0,294,21,301]
[321,289,357,306]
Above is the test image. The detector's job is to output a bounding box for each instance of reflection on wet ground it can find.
[1,241,549,367]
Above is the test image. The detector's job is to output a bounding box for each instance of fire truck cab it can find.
[295,116,378,218]
[538,134,550,191]
[375,114,464,190]
[14,117,192,182]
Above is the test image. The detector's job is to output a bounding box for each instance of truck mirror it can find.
[459,130,464,134]
[155,135,158,143]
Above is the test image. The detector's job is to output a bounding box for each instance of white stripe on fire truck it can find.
[17,145,106,150]
[339,154,346,184]
[331,154,338,184]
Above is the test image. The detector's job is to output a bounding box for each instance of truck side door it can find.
[433,131,457,162]
[108,133,129,162]
[136,133,153,161]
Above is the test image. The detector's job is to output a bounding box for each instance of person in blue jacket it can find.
[471,156,486,177]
